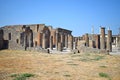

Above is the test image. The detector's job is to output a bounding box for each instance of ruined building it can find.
[75,27,114,53]
[0,24,72,52]
[0,24,119,54]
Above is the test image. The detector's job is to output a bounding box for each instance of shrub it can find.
[99,72,109,78]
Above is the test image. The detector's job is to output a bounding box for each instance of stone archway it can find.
[42,27,50,49]
[20,26,33,50]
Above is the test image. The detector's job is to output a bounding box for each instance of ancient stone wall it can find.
[55,28,72,50]
[0,24,72,52]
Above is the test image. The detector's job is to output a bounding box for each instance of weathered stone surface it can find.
[50,36,53,50]
[0,24,72,52]
[65,34,68,48]
[107,30,112,52]
[85,33,89,47]
[55,31,58,50]
[95,35,100,49]
[68,34,73,50]
[100,27,106,49]
[58,42,62,51]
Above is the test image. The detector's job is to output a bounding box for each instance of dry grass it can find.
[0,50,120,80]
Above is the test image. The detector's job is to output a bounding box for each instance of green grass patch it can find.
[63,74,71,77]
[79,55,104,62]
[11,73,34,80]
[67,63,78,66]
[100,66,107,68]
[71,54,81,57]
[99,72,109,78]
[91,56,104,61]
[79,58,90,62]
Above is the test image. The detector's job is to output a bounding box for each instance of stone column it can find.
[40,32,43,47]
[115,37,117,47]
[56,32,58,50]
[73,42,76,49]
[107,30,112,52]
[37,32,41,46]
[117,36,120,50]
[24,34,27,50]
[61,33,63,43]
[61,34,63,48]
[42,33,46,49]
[68,35,73,50]
[100,27,105,49]
[58,42,62,51]
[85,33,89,47]
[50,36,53,50]
[65,34,68,48]
[116,37,118,47]
[29,32,32,47]
[95,35,100,49]
[73,37,77,49]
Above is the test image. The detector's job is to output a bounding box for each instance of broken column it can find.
[42,33,46,49]
[85,33,89,47]
[50,36,53,50]
[68,35,73,50]
[107,30,112,52]
[100,27,105,49]
[95,35,100,49]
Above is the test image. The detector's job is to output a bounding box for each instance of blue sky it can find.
[0,0,120,36]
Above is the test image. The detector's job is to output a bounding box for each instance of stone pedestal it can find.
[100,27,105,49]
[85,33,89,47]
[107,30,112,52]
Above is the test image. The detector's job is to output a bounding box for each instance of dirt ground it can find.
[0,50,120,80]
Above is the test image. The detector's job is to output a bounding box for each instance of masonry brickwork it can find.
[0,24,117,54]
[0,24,72,51]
